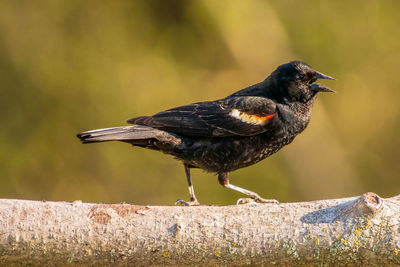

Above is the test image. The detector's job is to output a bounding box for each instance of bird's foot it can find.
[175,199,200,206]
[236,196,279,205]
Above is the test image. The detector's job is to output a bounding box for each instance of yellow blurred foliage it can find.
[0,1,399,205]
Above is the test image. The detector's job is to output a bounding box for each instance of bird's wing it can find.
[127,96,277,137]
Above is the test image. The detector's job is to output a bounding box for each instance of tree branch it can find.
[0,192,399,266]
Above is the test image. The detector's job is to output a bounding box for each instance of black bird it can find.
[77,61,335,205]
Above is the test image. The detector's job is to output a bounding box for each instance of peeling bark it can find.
[0,192,399,266]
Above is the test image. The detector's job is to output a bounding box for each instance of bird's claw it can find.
[175,199,200,206]
[236,197,279,205]
[236,198,258,205]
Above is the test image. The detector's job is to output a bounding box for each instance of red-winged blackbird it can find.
[77,61,335,205]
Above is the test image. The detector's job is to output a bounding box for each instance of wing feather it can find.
[127,97,277,137]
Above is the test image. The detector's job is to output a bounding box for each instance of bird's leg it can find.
[175,164,200,206]
[184,164,199,203]
[217,172,279,204]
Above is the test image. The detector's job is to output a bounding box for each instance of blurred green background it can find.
[0,0,399,205]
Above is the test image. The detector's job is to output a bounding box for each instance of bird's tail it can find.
[77,125,182,151]
[77,126,146,143]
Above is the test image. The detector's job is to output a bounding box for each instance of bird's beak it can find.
[311,83,336,93]
[315,71,335,81]
[312,71,336,93]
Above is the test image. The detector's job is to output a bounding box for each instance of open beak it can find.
[312,71,336,93]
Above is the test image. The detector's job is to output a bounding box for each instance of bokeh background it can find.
[0,0,399,205]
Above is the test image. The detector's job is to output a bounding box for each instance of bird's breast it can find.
[276,102,313,136]
[175,133,297,173]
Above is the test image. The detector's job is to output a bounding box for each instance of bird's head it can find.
[271,61,335,103]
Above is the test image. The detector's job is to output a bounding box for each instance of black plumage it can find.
[77,61,335,205]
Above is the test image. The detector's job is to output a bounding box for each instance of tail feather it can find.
[77,125,183,152]
[77,126,160,143]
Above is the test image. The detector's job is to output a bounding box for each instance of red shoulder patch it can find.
[259,113,276,121]
[229,109,276,125]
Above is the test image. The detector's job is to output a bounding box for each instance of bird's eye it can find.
[297,74,305,80]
